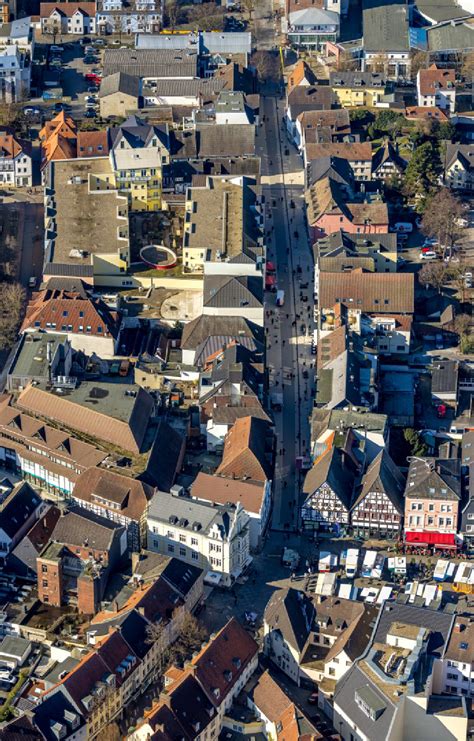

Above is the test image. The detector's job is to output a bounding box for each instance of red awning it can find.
[405,532,457,547]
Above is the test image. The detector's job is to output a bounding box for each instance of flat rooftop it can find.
[48,158,127,267]
[184,180,246,259]
[29,380,141,423]
[9,332,68,379]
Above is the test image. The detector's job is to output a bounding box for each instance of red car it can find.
[85,73,100,82]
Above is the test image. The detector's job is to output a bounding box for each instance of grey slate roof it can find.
[148,489,241,537]
[307,156,354,189]
[99,72,140,99]
[362,0,410,51]
[0,482,41,540]
[264,587,314,653]
[171,124,255,158]
[102,48,199,79]
[405,457,461,500]
[330,71,390,88]
[140,419,185,492]
[181,314,263,351]
[352,449,405,512]
[143,78,226,98]
[303,445,356,510]
[334,664,397,741]
[431,359,459,394]
[50,505,124,551]
[373,601,454,656]
[203,275,263,309]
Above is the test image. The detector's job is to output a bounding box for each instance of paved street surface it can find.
[257,97,315,533]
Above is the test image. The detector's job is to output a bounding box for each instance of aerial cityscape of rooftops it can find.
[0,0,473,738]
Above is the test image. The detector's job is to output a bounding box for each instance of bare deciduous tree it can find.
[251,50,280,83]
[421,189,464,259]
[418,262,449,294]
[242,0,256,21]
[0,282,25,348]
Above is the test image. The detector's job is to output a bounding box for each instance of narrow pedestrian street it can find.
[257,97,315,532]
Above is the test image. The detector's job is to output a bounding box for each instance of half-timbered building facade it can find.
[302,443,357,531]
[351,449,405,537]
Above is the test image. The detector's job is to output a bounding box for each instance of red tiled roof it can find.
[418,64,455,96]
[40,2,96,18]
[21,289,118,337]
[77,130,109,158]
[0,134,27,159]
[405,106,449,122]
[191,618,258,707]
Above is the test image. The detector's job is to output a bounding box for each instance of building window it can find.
[167,544,174,553]
[191,552,199,561]
[179,547,186,556]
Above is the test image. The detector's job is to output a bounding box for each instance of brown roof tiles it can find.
[72,467,154,522]
[216,416,273,483]
[191,472,266,515]
[77,130,109,158]
[418,64,455,96]
[319,272,414,314]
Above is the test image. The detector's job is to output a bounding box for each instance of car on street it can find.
[50,45,64,53]
[93,38,106,46]
[87,85,99,92]
[84,109,97,118]
[23,106,41,116]
[420,251,437,260]
[308,692,318,704]
[86,95,97,103]
[423,237,437,247]
[80,36,92,45]
[84,57,97,65]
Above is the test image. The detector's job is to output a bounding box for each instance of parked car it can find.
[93,38,106,46]
[23,106,41,116]
[423,237,437,247]
[80,36,92,45]
[420,251,437,260]
[86,95,97,103]
[50,44,64,53]
[87,85,99,92]
[84,109,97,118]
[394,222,413,233]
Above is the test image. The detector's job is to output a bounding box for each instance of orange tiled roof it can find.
[40,111,77,166]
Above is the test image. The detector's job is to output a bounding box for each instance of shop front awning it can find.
[405,532,457,548]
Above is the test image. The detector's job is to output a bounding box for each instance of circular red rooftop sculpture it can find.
[140,244,177,270]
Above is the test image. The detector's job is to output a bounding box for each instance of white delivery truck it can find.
[362,550,377,578]
[345,549,359,579]
[318,551,338,572]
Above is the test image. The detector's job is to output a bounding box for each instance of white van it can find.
[394,222,413,233]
